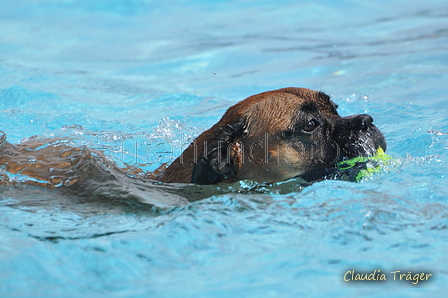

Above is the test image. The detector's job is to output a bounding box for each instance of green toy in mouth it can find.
[335,147,392,182]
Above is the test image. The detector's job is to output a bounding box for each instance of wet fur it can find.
[0,87,386,188]
[158,87,386,184]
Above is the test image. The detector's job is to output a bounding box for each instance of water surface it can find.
[1,0,447,297]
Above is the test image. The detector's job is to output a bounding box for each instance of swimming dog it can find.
[157,87,386,184]
[0,87,386,188]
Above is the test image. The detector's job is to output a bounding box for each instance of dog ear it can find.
[191,122,246,184]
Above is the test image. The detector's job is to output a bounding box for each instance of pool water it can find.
[1,0,447,297]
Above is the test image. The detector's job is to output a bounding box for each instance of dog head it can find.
[159,87,386,184]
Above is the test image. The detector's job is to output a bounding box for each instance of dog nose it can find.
[352,114,373,130]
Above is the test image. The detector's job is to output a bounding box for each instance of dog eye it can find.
[303,120,318,132]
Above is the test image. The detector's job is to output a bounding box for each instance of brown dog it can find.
[0,87,386,189]
[157,87,386,184]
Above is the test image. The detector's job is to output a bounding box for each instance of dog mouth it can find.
[334,114,387,160]
[339,126,387,159]
[299,114,387,182]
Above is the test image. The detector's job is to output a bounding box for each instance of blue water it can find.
[1,0,448,297]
